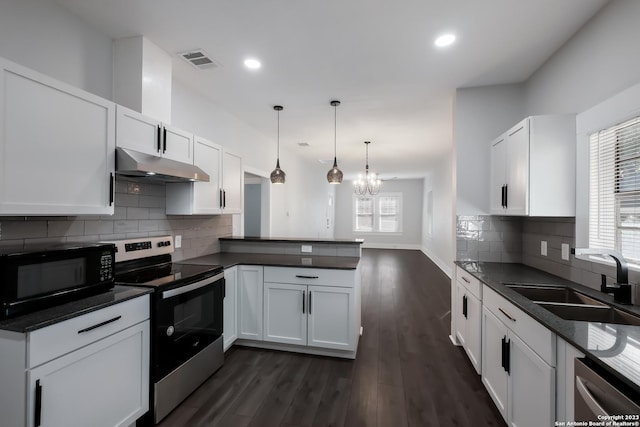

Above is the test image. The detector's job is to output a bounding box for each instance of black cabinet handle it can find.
[223,190,226,208]
[504,184,508,208]
[462,295,468,318]
[501,336,507,371]
[162,127,167,153]
[462,276,470,284]
[302,290,306,314]
[156,125,161,152]
[219,189,223,209]
[77,315,122,334]
[501,185,506,208]
[34,379,42,427]
[296,275,319,279]
[504,338,511,375]
[109,173,114,206]
[498,307,516,322]
[309,291,312,314]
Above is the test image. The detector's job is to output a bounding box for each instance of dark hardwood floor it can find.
[157,249,505,427]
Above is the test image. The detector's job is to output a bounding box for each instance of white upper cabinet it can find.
[490,115,576,216]
[166,138,242,215]
[116,105,193,164]
[0,57,116,215]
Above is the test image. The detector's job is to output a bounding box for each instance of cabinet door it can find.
[490,136,507,214]
[115,105,160,156]
[508,333,555,427]
[222,150,242,213]
[27,321,149,427]
[223,267,238,351]
[237,266,264,341]
[162,124,193,164]
[0,58,115,215]
[454,281,467,347]
[482,307,509,422]
[464,292,482,375]
[505,119,529,215]
[263,282,307,345]
[307,285,355,351]
[193,137,222,214]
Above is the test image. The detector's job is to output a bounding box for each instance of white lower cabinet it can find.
[237,266,264,341]
[262,267,357,352]
[27,321,149,427]
[481,285,556,427]
[223,267,238,351]
[0,295,150,427]
[453,266,482,374]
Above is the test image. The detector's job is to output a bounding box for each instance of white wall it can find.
[421,152,454,276]
[334,178,424,248]
[524,0,640,116]
[0,0,112,99]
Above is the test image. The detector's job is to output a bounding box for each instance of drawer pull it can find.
[77,315,122,334]
[296,275,319,279]
[462,276,470,284]
[498,308,516,322]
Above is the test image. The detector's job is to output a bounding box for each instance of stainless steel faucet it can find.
[571,248,632,305]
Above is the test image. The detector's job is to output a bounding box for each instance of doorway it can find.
[244,172,269,237]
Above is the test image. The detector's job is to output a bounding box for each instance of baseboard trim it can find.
[420,245,452,278]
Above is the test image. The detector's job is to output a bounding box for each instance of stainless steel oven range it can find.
[104,236,224,424]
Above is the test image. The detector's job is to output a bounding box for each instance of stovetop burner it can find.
[115,262,223,289]
[103,235,223,291]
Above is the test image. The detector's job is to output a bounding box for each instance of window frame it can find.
[352,192,403,234]
[577,82,640,272]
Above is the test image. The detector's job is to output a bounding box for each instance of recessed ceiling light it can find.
[434,34,456,48]
[244,58,261,69]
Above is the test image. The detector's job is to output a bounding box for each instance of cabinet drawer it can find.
[456,267,481,299]
[483,285,555,365]
[28,295,150,368]
[264,267,355,288]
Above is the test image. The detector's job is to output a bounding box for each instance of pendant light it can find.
[353,141,382,195]
[326,100,344,184]
[270,105,286,184]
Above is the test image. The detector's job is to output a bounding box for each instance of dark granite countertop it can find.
[455,261,640,395]
[0,286,152,333]
[179,252,359,270]
[220,236,364,245]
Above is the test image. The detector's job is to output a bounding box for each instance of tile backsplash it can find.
[456,215,639,291]
[0,178,232,261]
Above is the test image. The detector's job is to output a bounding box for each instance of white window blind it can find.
[353,193,402,233]
[589,116,640,263]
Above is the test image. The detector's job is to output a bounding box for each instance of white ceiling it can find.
[56,0,608,179]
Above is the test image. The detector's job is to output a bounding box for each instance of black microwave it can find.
[0,243,115,319]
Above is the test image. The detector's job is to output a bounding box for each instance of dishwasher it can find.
[574,358,640,421]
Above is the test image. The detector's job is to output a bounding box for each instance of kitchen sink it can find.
[538,303,640,326]
[505,284,606,306]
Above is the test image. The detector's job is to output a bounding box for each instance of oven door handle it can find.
[162,272,224,299]
[575,375,609,416]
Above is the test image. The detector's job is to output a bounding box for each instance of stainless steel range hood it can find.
[115,147,210,182]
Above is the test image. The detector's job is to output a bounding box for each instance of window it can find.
[353,193,402,233]
[589,116,640,263]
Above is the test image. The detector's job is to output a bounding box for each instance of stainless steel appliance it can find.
[0,243,115,319]
[105,236,224,424]
[574,358,640,421]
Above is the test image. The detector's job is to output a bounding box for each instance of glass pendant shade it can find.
[270,159,286,184]
[270,105,286,184]
[327,157,343,184]
[353,141,382,195]
[326,100,343,184]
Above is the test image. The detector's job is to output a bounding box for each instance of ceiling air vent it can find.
[178,49,219,70]
[298,142,310,147]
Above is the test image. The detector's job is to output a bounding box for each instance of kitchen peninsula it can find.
[181,237,364,359]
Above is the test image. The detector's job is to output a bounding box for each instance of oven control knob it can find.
[166,326,174,336]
